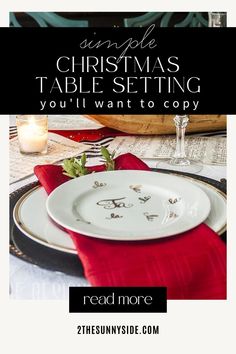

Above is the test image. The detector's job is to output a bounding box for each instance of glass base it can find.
[169,157,191,166]
[19,149,47,155]
[156,158,202,174]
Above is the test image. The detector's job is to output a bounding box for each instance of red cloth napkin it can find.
[34,153,226,299]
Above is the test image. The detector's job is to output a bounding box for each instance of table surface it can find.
[9,115,226,299]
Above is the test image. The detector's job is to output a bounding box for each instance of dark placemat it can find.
[10,169,226,277]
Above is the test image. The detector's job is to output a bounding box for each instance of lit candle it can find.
[16,115,48,154]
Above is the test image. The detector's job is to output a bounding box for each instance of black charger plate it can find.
[10,169,226,277]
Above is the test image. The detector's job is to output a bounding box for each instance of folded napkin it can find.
[34,153,226,299]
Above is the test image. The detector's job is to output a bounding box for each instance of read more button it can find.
[69,287,167,313]
[83,293,153,306]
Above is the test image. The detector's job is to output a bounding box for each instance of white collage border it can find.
[0,1,235,353]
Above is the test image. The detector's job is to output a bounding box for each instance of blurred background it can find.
[10,12,209,28]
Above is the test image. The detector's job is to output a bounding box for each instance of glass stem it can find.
[173,115,189,159]
[157,114,202,172]
[169,115,190,166]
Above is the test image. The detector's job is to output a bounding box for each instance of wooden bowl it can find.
[86,115,226,135]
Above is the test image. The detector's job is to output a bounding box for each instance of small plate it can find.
[46,171,211,241]
[13,173,226,254]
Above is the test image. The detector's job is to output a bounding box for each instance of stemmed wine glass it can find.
[157,13,227,173]
[156,115,202,173]
[208,12,227,27]
[157,14,227,173]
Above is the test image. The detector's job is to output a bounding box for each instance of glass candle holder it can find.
[16,115,48,155]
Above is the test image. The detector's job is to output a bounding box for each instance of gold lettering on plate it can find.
[168,211,178,219]
[168,197,181,204]
[139,196,151,204]
[106,213,123,220]
[96,197,133,210]
[143,212,159,221]
[92,181,107,189]
[129,185,142,193]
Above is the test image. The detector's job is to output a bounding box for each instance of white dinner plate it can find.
[13,173,226,254]
[46,171,211,241]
